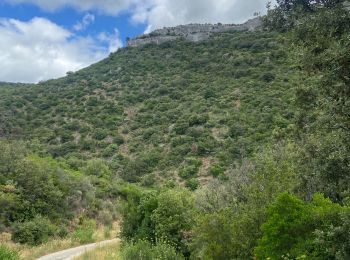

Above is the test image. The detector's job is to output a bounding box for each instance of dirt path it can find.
[36,239,120,260]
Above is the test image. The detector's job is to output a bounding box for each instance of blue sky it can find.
[0,2,146,45]
[0,0,272,83]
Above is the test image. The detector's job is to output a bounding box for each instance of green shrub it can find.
[0,245,20,260]
[209,164,225,177]
[93,128,108,140]
[261,72,275,82]
[119,240,154,260]
[179,165,198,179]
[186,178,199,191]
[152,240,184,260]
[152,189,194,252]
[12,216,56,245]
[191,212,237,260]
[72,219,96,244]
[255,193,348,259]
[179,158,202,179]
[119,240,184,260]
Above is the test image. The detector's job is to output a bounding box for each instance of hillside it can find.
[1,1,350,258]
[0,29,297,185]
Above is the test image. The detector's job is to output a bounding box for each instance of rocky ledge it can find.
[127,17,262,47]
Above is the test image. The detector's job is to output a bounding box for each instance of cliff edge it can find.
[127,17,262,47]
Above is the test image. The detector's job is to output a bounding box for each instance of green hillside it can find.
[1,1,350,259]
[0,30,297,184]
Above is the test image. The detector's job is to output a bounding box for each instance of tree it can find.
[255,193,310,259]
[151,189,194,254]
[12,216,55,245]
[263,0,344,31]
[255,193,348,259]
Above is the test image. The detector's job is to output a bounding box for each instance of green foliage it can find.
[72,219,96,244]
[310,210,350,259]
[255,193,349,259]
[191,144,302,259]
[255,193,309,259]
[263,0,344,31]
[0,245,20,260]
[290,6,350,201]
[152,189,194,251]
[209,164,225,177]
[0,140,120,245]
[191,211,237,260]
[0,29,297,182]
[0,5,349,259]
[82,159,111,178]
[119,240,184,260]
[12,215,56,245]
[0,149,95,226]
[185,178,199,191]
[119,185,158,241]
[179,158,202,179]
[120,187,194,256]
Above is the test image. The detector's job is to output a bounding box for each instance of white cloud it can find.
[98,29,123,53]
[5,0,138,15]
[6,0,271,27]
[1,0,273,83]
[74,13,95,31]
[0,17,122,83]
[132,0,270,32]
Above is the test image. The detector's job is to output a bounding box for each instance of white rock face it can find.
[344,0,350,11]
[127,17,262,47]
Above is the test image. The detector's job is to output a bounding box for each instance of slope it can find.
[0,30,299,184]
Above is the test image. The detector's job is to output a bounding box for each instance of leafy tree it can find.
[152,189,195,254]
[255,193,349,259]
[120,185,158,241]
[191,211,236,260]
[263,0,344,31]
[255,193,310,259]
[12,215,56,245]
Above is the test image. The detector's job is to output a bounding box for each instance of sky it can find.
[0,0,272,83]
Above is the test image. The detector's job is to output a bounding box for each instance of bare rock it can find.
[127,17,262,47]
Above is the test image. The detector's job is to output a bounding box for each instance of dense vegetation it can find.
[1,0,350,259]
[0,29,296,186]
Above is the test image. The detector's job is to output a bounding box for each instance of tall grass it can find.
[119,240,184,260]
[0,222,120,260]
[0,244,20,260]
[74,241,120,260]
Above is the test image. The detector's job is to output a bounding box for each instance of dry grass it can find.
[74,240,120,260]
[0,222,120,260]
[0,236,79,260]
[20,238,79,260]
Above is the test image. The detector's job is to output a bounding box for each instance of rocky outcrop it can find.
[127,17,262,47]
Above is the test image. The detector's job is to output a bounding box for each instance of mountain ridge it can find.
[127,17,262,47]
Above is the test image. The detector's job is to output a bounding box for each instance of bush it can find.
[93,128,108,140]
[261,72,275,82]
[152,189,195,253]
[119,240,184,260]
[186,178,199,191]
[0,245,20,260]
[191,212,237,260]
[179,165,198,179]
[210,164,225,177]
[179,158,202,179]
[12,216,55,245]
[72,219,96,244]
[255,193,348,259]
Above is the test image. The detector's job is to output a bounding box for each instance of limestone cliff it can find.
[127,17,262,47]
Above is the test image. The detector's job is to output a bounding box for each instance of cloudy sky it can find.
[0,0,272,83]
